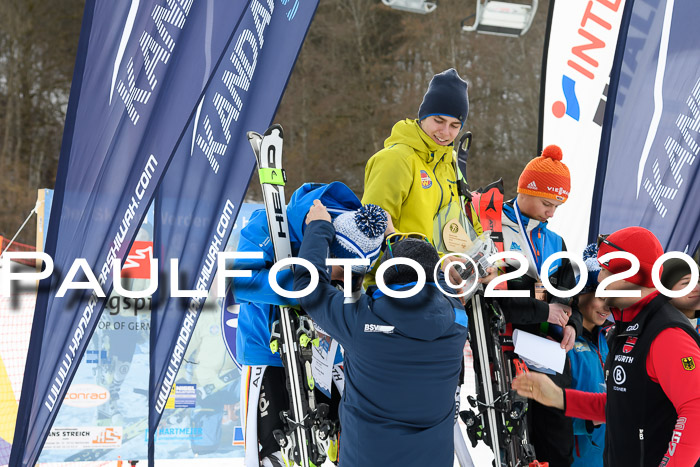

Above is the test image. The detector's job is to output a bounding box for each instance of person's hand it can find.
[442,255,466,283]
[306,199,331,224]
[330,265,344,281]
[441,255,469,305]
[547,302,571,327]
[384,213,395,237]
[479,266,498,285]
[560,324,576,351]
[512,372,565,410]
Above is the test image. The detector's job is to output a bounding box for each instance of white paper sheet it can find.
[513,329,566,374]
[311,331,338,397]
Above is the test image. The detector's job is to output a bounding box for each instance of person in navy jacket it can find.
[231,182,381,467]
[294,199,469,466]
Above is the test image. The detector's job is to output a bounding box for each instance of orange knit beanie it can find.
[517,145,571,202]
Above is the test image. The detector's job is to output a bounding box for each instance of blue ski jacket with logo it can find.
[232,182,361,367]
[569,326,609,467]
[294,220,468,467]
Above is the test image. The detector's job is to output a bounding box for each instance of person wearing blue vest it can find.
[231,182,387,467]
[294,199,469,466]
[568,243,611,467]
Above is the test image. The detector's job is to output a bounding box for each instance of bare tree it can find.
[0,0,83,243]
[0,0,551,241]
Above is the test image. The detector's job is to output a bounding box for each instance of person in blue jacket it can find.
[231,182,387,467]
[294,199,469,467]
[568,243,611,467]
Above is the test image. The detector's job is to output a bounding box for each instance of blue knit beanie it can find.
[331,204,387,273]
[418,68,469,125]
[382,238,441,285]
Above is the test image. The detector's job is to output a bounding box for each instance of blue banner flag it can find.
[149,0,319,461]
[10,1,246,464]
[591,0,700,254]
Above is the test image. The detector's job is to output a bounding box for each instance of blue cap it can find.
[418,68,469,124]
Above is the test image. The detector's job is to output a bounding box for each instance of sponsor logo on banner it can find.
[165,383,197,409]
[122,240,153,279]
[63,384,110,408]
[552,75,580,121]
[189,0,303,174]
[110,0,194,125]
[549,0,624,122]
[233,426,245,446]
[144,426,204,442]
[85,349,108,364]
[420,170,432,189]
[45,427,123,450]
[542,0,626,254]
[92,427,122,446]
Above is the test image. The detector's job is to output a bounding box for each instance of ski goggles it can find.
[597,234,628,254]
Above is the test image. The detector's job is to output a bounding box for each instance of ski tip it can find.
[264,123,284,138]
[247,131,263,157]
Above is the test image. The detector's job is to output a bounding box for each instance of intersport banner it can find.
[539,0,627,255]
[148,1,319,461]
[10,1,245,465]
[591,0,700,254]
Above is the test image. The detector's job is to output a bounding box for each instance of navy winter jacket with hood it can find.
[294,220,468,466]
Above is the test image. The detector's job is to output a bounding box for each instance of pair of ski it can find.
[457,134,545,467]
[248,125,333,467]
[463,291,540,467]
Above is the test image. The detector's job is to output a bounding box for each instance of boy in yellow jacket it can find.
[363,68,470,246]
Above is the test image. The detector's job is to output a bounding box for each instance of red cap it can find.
[597,227,663,288]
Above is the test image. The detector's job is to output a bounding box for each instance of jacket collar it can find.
[384,119,453,164]
[503,199,544,233]
[612,290,662,335]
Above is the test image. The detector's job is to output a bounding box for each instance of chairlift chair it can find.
[381,0,437,14]
[461,0,538,37]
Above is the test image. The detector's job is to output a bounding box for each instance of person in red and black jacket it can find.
[511,226,700,467]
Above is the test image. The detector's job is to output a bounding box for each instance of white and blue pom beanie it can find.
[581,243,601,294]
[331,204,387,273]
[418,68,469,125]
